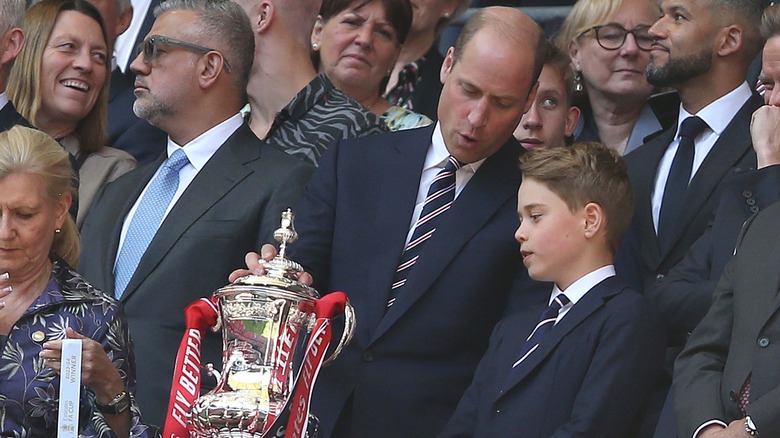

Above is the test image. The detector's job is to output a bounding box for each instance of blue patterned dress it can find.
[0,256,159,437]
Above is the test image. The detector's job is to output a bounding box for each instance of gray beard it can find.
[646,48,713,88]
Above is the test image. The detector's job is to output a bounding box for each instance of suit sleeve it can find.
[551,297,665,438]
[439,320,506,438]
[255,158,315,247]
[672,253,737,438]
[287,140,342,292]
[648,226,719,345]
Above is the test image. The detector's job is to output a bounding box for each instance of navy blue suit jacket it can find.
[441,276,665,438]
[0,100,30,131]
[288,125,547,438]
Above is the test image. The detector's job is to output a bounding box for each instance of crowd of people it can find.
[0,0,779,436]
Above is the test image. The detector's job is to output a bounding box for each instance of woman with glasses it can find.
[556,0,677,155]
[8,0,136,228]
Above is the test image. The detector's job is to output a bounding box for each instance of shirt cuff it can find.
[692,419,728,438]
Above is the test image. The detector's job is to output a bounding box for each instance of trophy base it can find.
[188,392,321,438]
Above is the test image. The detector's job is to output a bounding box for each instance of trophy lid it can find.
[228,209,319,299]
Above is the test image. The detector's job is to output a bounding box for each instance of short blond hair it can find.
[520,142,633,254]
[0,126,79,266]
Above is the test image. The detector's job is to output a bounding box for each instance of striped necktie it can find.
[114,148,189,298]
[511,294,570,370]
[387,156,463,308]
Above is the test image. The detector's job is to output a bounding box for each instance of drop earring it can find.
[574,70,584,92]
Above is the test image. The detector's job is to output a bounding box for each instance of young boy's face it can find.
[515,177,587,287]
[513,64,580,150]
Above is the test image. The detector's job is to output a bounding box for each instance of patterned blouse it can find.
[382,106,433,132]
[0,256,158,437]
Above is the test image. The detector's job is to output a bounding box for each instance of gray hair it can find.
[0,0,25,34]
[155,0,254,91]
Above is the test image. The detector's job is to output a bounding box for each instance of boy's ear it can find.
[582,202,605,239]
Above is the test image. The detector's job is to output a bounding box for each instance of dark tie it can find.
[114,148,190,297]
[387,156,463,308]
[658,116,708,252]
[509,294,570,372]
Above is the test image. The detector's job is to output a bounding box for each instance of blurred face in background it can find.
[514,63,580,149]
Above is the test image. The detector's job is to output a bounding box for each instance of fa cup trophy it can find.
[164,209,355,438]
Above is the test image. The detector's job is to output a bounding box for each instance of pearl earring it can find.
[312,42,319,50]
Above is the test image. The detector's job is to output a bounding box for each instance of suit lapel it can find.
[662,94,762,259]
[120,124,259,301]
[495,277,623,401]
[633,129,675,267]
[370,139,522,343]
[357,127,432,344]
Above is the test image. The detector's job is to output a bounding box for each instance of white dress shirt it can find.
[0,92,9,110]
[651,82,752,232]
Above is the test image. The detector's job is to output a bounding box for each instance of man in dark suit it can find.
[79,0,313,426]
[624,0,764,291]
[621,1,764,436]
[673,199,780,438]
[658,7,780,437]
[0,0,27,132]
[234,7,548,438]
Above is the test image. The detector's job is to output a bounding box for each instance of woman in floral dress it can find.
[0,126,156,437]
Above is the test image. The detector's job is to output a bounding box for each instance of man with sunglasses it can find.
[619,0,764,436]
[79,0,314,427]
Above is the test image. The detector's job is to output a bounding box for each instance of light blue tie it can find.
[114,148,189,298]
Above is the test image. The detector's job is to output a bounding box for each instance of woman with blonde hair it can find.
[556,0,677,155]
[8,0,136,227]
[0,126,154,437]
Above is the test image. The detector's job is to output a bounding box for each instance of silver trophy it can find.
[189,209,355,437]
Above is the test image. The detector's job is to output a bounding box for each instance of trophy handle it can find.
[323,301,356,366]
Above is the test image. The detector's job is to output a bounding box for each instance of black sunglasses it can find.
[579,24,654,52]
[135,35,232,73]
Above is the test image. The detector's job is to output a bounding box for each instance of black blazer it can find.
[79,123,314,426]
[0,100,30,131]
[623,92,763,290]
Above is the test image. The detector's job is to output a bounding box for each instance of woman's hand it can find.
[0,272,12,310]
[40,327,125,404]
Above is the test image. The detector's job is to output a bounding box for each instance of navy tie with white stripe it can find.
[387,156,463,308]
[510,294,570,371]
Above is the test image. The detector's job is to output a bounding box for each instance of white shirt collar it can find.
[0,92,9,111]
[676,81,752,138]
[550,265,616,307]
[428,122,486,173]
[165,113,243,170]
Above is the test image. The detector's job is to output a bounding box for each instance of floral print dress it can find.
[0,256,159,437]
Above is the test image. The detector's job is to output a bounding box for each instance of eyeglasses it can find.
[580,24,654,52]
[135,35,232,73]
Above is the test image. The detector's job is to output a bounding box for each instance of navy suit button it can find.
[743,190,753,198]
[655,274,665,280]
[746,198,756,206]
[750,206,760,213]
[758,337,770,347]
[362,351,374,362]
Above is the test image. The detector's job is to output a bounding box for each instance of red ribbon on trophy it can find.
[163,291,349,438]
[163,296,219,438]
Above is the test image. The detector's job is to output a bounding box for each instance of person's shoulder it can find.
[53,257,121,308]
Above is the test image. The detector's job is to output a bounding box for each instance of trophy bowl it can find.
[188,210,354,437]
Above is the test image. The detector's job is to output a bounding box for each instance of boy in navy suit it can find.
[441,142,665,437]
